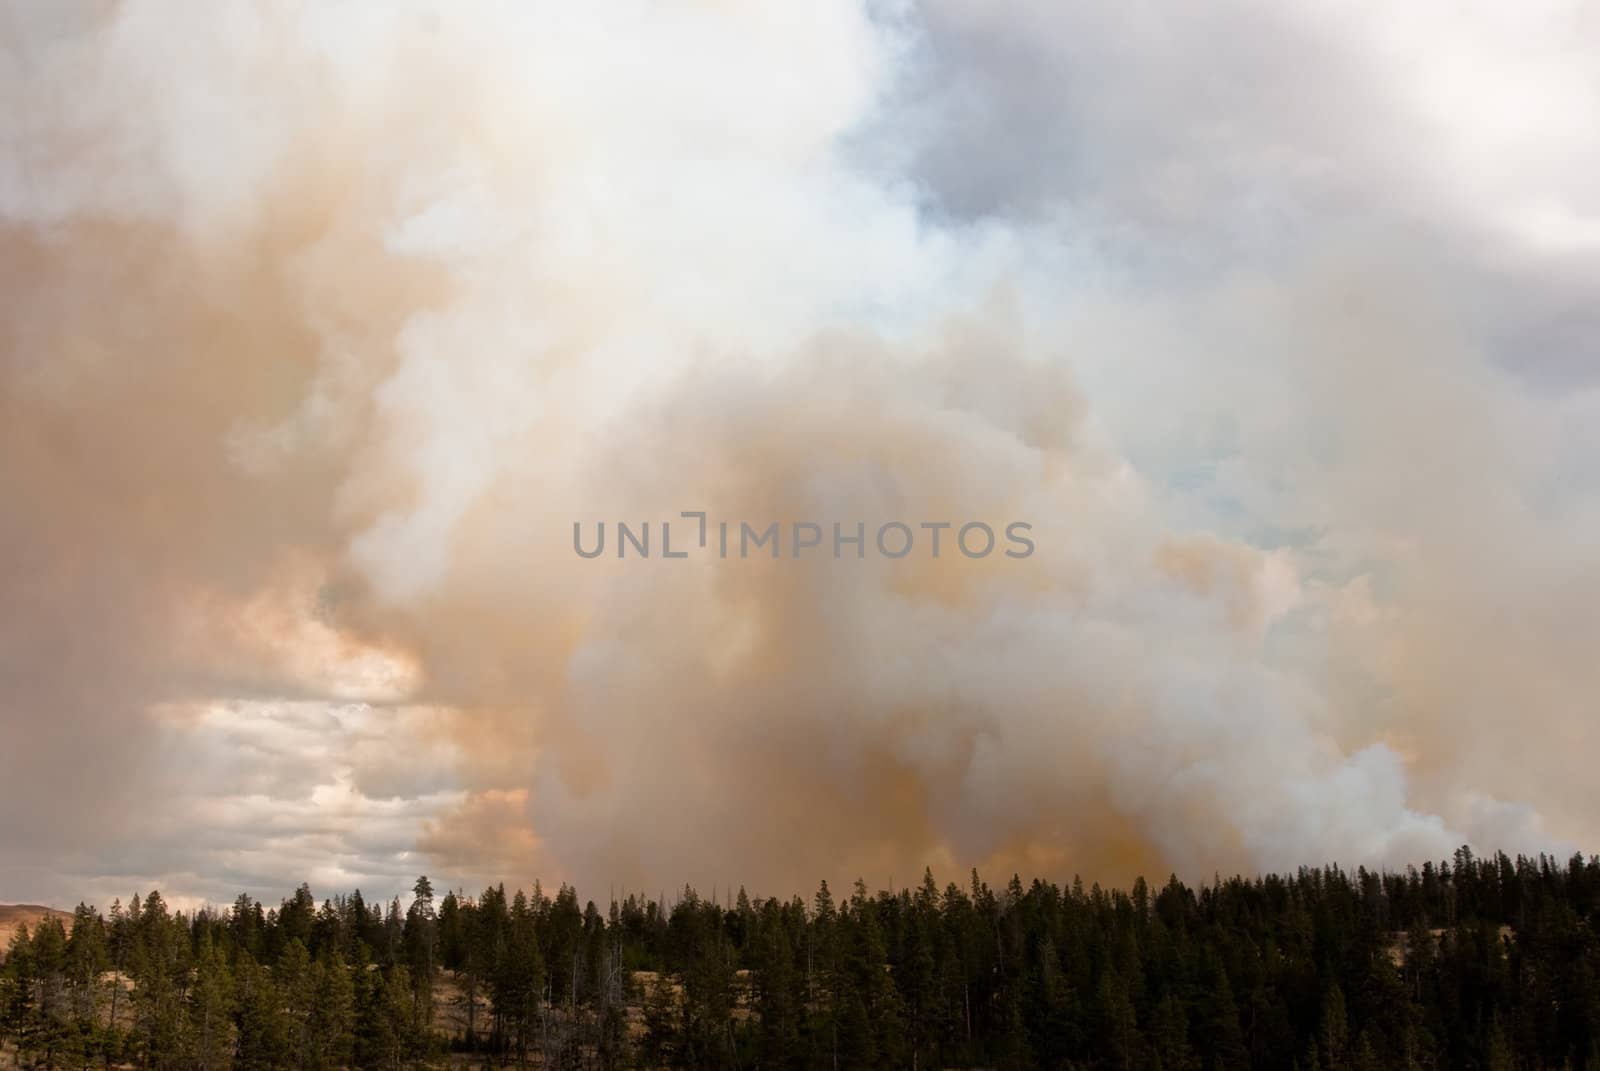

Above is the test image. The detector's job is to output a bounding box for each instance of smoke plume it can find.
[2,0,1597,905]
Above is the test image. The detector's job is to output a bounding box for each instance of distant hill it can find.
[0,904,69,953]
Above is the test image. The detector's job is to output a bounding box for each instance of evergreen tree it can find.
[2,924,38,1064]
[130,891,188,1071]
[753,900,802,1070]
[232,950,288,1071]
[189,930,233,1071]
[404,876,437,1031]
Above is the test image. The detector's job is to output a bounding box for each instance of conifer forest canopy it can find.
[3,0,1600,1067]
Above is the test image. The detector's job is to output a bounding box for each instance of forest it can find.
[5,847,1600,1070]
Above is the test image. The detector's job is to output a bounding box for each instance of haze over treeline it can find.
[8,851,1600,1069]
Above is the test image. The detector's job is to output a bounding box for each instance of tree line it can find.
[6,847,1600,1069]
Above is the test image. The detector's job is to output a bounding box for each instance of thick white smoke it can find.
[2,0,1596,905]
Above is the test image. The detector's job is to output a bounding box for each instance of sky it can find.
[1,0,1598,912]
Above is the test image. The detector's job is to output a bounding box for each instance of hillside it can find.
[0,904,69,954]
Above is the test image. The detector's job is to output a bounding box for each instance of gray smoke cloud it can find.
[1,0,1596,907]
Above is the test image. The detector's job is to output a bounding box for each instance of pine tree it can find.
[28,914,71,1068]
[1096,967,1139,1071]
[1200,958,1248,1069]
[130,892,188,1071]
[107,897,131,1045]
[2,924,38,1064]
[232,950,288,1071]
[279,939,316,1071]
[65,901,108,1062]
[754,901,802,1070]
[1151,991,1197,1071]
[640,963,678,1070]
[354,964,417,1071]
[189,930,234,1071]
[310,951,356,1071]
[404,876,437,1031]
[897,872,942,1071]
[1318,983,1349,1070]
[494,889,543,1069]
